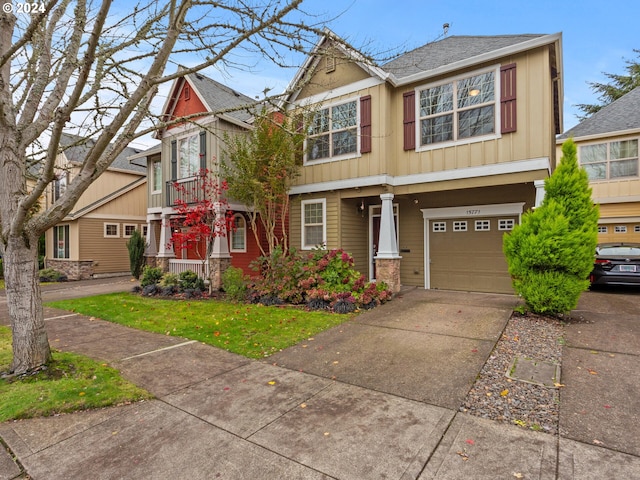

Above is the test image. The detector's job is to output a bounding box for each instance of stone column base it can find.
[375,257,401,294]
[156,257,171,273]
[208,257,232,291]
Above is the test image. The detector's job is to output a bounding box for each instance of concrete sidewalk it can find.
[1,281,639,479]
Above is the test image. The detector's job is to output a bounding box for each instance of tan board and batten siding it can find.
[77,182,147,275]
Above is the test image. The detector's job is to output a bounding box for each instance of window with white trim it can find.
[123,224,137,238]
[104,223,119,238]
[598,225,608,233]
[453,221,467,231]
[230,214,246,252]
[307,100,357,161]
[302,199,326,249]
[432,222,446,232]
[635,225,640,233]
[141,225,149,237]
[475,220,490,231]
[498,219,515,231]
[418,69,496,147]
[614,225,627,233]
[53,225,70,259]
[178,133,200,179]
[580,139,638,180]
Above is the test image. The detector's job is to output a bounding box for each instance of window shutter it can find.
[403,91,416,150]
[199,130,207,171]
[64,225,69,258]
[170,139,177,180]
[360,95,372,153]
[500,63,517,134]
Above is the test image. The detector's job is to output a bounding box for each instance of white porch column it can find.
[374,193,401,294]
[375,193,400,259]
[534,180,546,208]
[210,202,231,259]
[157,214,175,258]
[144,217,157,256]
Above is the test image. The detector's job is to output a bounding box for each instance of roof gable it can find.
[161,70,256,128]
[559,86,640,139]
[60,133,146,174]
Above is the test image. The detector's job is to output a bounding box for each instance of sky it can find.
[128,0,639,149]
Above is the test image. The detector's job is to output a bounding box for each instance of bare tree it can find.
[0,0,332,375]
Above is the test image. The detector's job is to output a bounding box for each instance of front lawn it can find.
[0,326,151,422]
[47,293,354,358]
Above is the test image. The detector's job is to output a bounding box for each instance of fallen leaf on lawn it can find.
[603,405,612,409]
[465,439,475,445]
[554,382,565,388]
[588,369,598,375]
[300,403,307,409]
[223,387,230,391]
[302,344,308,348]
[486,392,492,397]
[213,331,221,337]
[332,361,339,365]
[267,381,277,385]
[471,349,478,353]
[324,432,330,436]
[513,473,523,479]
[79,392,85,396]
[590,350,599,354]
[501,389,509,396]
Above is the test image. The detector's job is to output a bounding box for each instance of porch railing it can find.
[166,176,206,207]
[168,259,209,280]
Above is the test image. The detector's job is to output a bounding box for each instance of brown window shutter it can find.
[403,91,416,150]
[360,95,372,153]
[500,63,517,133]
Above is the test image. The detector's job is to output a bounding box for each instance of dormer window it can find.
[178,133,200,178]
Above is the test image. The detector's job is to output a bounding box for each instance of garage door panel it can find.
[430,217,514,294]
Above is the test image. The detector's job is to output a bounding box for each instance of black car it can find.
[590,243,640,287]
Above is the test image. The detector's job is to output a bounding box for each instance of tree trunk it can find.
[4,234,52,374]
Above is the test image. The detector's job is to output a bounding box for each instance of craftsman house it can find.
[134,70,268,285]
[45,133,147,279]
[283,30,563,293]
[557,86,640,243]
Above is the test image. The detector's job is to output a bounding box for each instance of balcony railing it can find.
[166,176,207,207]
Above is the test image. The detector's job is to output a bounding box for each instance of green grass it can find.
[0,279,4,290]
[47,293,354,358]
[0,326,152,422]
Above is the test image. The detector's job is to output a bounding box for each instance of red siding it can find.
[167,79,207,129]
[500,63,517,134]
[403,91,416,150]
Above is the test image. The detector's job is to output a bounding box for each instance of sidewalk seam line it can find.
[44,313,80,321]
[120,340,198,361]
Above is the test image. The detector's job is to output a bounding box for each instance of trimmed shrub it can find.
[504,139,598,315]
[140,266,164,287]
[38,268,67,283]
[160,273,180,287]
[222,266,247,302]
[178,270,205,291]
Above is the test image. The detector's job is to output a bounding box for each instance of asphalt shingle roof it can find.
[60,133,146,174]
[559,86,640,139]
[186,72,255,123]
[383,34,546,80]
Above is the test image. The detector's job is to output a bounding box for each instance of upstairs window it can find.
[307,100,357,161]
[53,172,68,201]
[418,70,496,148]
[178,134,200,179]
[580,139,638,180]
[151,160,162,192]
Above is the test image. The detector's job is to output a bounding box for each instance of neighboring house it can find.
[45,133,147,279]
[132,70,267,284]
[283,30,563,294]
[557,86,640,243]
